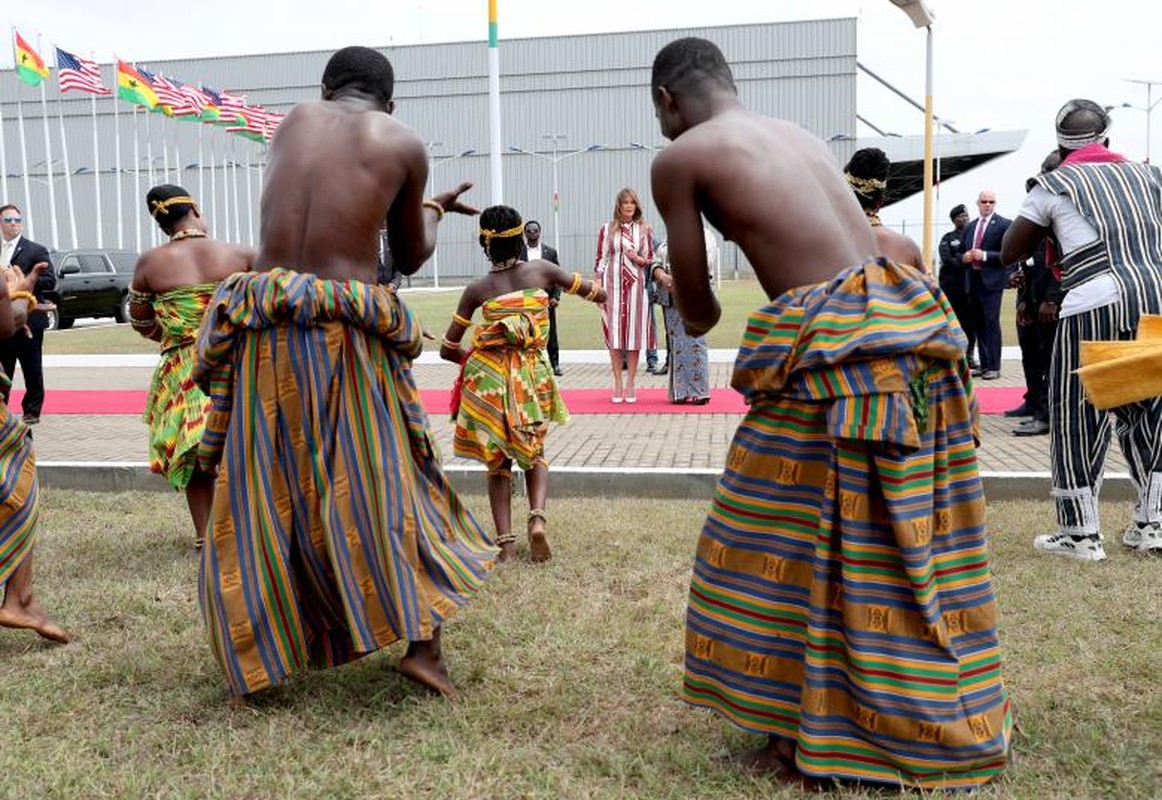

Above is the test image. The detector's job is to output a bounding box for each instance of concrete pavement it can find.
[11,351,1133,501]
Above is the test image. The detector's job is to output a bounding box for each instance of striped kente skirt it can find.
[194,268,496,696]
[0,384,38,592]
[683,259,1012,789]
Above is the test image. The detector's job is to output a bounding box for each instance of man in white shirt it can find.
[1002,99,1162,561]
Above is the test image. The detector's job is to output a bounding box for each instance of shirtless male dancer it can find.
[193,46,495,700]
[650,38,1010,789]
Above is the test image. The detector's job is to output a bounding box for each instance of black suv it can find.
[43,248,137,330]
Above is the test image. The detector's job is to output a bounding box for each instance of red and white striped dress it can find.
[595,221,655,351]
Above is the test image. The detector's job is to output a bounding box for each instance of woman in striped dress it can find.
[595,188,654,403]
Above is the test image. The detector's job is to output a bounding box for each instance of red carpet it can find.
[13,386,1028,416]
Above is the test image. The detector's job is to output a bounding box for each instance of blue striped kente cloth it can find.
[0,373,38,592]
[683,259,1012,789]
[194,268,497,696]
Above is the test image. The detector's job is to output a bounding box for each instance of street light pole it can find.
[543,133,566,255]
[508,140,603,262]
[1124,78,1162,164]
[888,0,937,268]
[426,143,476,288]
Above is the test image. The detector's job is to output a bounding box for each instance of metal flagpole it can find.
[196,122,204,214]
[209,135,219,236]
[90,70,103,248]
[0,74,8,202]
[487,0,503,203]
[53,50,78,248]
[144,106,157,246]
[230,140,242,242]
[245,145,254,246]
[113,81,122,248]
[15,91,35,242]
[133,106,141,253]
[37,35,59,248]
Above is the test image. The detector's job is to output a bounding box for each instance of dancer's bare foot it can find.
[400,637,458,699]
[724,737,822,789]
[528,510,551,563]
[0,600,72,644]
[497,541,517,563]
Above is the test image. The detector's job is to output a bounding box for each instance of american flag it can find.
[56,47,111,96]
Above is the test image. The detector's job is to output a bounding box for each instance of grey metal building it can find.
[0,18,857,282]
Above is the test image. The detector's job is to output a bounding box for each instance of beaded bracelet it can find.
[8,290,36,312]
[451,311,473,328]
[566,272,583,295]
[584,283,601,302]
[441,336,462,351]
[422,199,446,221]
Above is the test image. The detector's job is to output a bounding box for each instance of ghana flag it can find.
[117,60,157,109]
[14,31,49,87]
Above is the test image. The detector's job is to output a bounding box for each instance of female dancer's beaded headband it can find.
[844,174,886,198]
[479,223,525,245]
[150,195,197,218]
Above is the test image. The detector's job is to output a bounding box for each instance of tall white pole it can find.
[133,107,141,253]
[113,90,123,248]
[487,0,503,204]
[54,74,78,248]
[245,147,254,246]
[231,149,242,243]
[37,37,59,249]
[15,94,35,242]
[0,80,8,202]
[90,89,103,248]
[921,24,934,270]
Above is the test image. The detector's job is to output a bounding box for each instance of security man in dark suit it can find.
[520,219,562,375]
[938,204,977,369]
[0,204,55,423]
[962,191,1012,380]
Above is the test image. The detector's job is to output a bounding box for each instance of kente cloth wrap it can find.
[141,283,217,490]
[452,288,568,471]
[193,268,496,696]
[683,259,1012,789]
[0,375,37,590]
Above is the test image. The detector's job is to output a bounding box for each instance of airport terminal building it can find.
[0,19,863,281]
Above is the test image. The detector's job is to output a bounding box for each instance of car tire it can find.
[115,292,131,324]
[42,308,59,331]
[56,316,75,330]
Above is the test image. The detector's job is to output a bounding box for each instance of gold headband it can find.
[150,195,197,218]
[479,223,525,245]
[845,173,887,197]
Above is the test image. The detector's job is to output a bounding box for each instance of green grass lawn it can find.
[2,492,1158,798]
[44,280,1021,355]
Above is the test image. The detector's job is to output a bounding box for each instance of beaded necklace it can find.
[489,258,520,273]
[170,229,208,242]
[865,211,883,228]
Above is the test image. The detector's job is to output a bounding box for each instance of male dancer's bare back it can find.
[256,96,470,282]
[652,107,876,333]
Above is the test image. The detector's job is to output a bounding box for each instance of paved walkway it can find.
[16,352,1128,482]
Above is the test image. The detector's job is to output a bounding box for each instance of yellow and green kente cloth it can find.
[142,283,218,490]
[452,288,568,471]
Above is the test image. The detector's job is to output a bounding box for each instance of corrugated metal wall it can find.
[0,19,856,280]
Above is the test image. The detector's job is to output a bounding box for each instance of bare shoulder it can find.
[131,247,163,290]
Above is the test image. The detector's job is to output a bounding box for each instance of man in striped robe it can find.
[649,37,1011,789]
[1003,99,1162,559]
[193,47,495,699]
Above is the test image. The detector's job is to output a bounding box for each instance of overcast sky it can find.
[11,0,1162,234]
